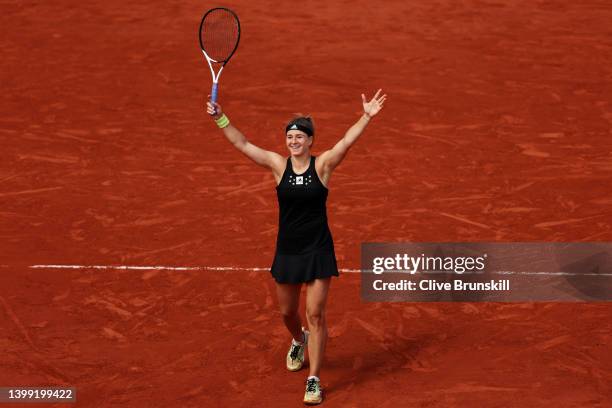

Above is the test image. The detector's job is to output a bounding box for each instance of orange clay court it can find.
[1,0,612,406]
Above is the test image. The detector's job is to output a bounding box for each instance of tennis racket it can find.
[199,7,241,113]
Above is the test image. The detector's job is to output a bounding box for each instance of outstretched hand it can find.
[361,89,387,118]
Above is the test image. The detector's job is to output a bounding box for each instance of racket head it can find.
[199,7,241,64]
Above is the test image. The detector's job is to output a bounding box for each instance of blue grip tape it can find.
[211,83,219,104]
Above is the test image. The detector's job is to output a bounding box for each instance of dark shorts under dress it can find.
[270,156,339,284]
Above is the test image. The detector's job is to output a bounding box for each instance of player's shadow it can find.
[322,334,428,394]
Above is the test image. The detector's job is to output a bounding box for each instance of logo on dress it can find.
[296,176,303,185]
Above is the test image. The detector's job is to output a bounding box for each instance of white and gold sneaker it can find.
[303,376,323,405]
[286,327,309,371]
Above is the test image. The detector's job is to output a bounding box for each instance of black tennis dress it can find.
[270,156,339,284]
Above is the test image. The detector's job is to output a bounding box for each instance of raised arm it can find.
[207,100,285,178]
[318,89,386,175]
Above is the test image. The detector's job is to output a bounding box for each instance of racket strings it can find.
[200,10,240,62]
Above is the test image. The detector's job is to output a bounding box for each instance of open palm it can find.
[362,89,387,117]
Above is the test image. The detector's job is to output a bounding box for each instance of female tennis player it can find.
[206,90,386,405]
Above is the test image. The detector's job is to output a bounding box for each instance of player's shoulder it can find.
[268,150,286,164]
[316,149,334,167]
[268,151,287,172]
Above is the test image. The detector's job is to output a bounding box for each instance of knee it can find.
[306,308,325,327]
[279,306,299,320]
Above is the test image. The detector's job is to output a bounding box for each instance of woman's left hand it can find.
[362,89,387,118]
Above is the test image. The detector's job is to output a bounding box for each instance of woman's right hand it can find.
[206,98,223,119]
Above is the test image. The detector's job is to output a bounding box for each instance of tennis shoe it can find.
[303,377,323,405]
[286,327,309,371]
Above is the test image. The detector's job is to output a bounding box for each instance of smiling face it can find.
[286,130,312,156]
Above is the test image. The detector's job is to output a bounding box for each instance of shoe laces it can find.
[289,343,302,360]
[306,378,318,393]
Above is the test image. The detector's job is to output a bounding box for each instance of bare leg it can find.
[275,281,304,342]
[305,277,331,377]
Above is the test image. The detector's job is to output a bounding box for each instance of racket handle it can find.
[211,82,219,105]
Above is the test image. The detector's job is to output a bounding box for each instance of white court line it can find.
[0,264,608,276]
